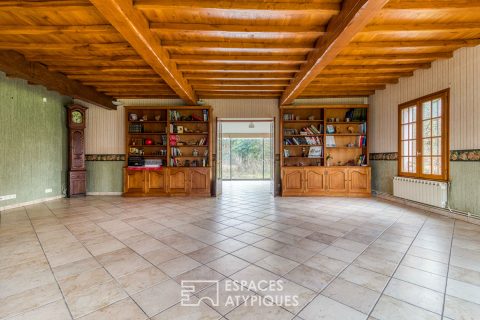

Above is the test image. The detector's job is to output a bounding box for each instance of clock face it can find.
[72,111,83,124]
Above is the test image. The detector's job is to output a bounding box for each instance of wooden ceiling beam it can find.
[335,52,453,62]
[67,75,163,81]
[348,39,480,48]
[0,50,114,109]
[151,22,325,36]
[193,85,286,91]
[280,0,389,105]
[183,73,294,80]
[48,66,157,75]
[162,40,314,50]
[0,1,91,9]
[83,80,165,86]
[89,0,197,104]
[363,23,480,33]
[384,0,480,10]
[135,0,340,13]
[299,92,374,97]
[313,78,399,84]
[177,64,299,73]
[316,72,413,78]
[190,81,289,86]
[171,54,306,63]
[0,25,116,35]
[306,84,386,90]
[0,42,134,52]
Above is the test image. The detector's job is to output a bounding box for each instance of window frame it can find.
[398,89,449,181]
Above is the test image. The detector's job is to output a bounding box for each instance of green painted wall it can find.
[0,72,71,208]
[370,160,397,195]
[86,161,123,193]
[371,160,480,216]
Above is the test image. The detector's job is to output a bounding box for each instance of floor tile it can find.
[284,264,334,292]
[323,278,380,314]
[78,298,147,320]
[255,254,299,276]
[213,239,248,253]
[8,299,71,320]
[117,265,169,295]
[207,254,250,276]
[152,299,221,320]
[339,265,390,292]
[446,278,480,305]
[443,294,480,320]
[232,246,271,263]
[304,254,349,276]
[131,279,183,317]
[371,295,440,320]
[299,295,367,320]
[158,255,202,277]
[188,246,228,264]
[225,302,294,320]
[384,278,444,314]
[393,265,446,293]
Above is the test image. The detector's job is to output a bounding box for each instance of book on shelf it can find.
[283,113,295,120]
[284,128,298,135]
[356,135,367,147]
[358,123,367,134]
[284,136,322,146]
[171,147,182,157]
[326,136,336,147]
[346,108,367,121]
[308,146,323,158]
[357,154,367,166]
[326,125,335,134]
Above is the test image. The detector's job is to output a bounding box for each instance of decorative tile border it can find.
[86,154,125,161]
[369,152,398,161]
[370,150,480,161]
[450,149,480,161]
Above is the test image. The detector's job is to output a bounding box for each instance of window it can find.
[398,89,449,181]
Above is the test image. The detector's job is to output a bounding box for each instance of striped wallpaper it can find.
[370,45,480,153]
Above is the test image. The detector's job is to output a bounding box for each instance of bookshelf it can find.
[280,105,371,197]
[123,106,212,197]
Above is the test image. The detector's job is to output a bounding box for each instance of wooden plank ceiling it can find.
[0,0,479,107]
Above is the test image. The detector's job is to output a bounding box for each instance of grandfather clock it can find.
[67,104,88,197]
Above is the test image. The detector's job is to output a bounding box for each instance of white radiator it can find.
[393,177,448,208]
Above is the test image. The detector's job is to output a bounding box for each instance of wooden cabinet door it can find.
[305,168,326,194]
[349,167,371,195]
[146,170,167,195]
[326,168,348,193]
[282,168,304,195]
[124,170,145,194]
[168,168,188,194]
[190,168,211,195]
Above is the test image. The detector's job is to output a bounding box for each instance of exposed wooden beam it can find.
[83,80,165,86]
[281,0,389,105]
[316,72,413,78]
[313,78,399,84]
[299,92,374,97]
[362,23,480,33]
[192,85,287,91]
[151,22,325,36]
[0,42,134,52]
[0,1,90,9]
[335,52,453,61]
[384,0,480,10]
[89,0,197,104]
[171,54,306,63]
[0,25,116,35]
[135,0,340,12]
[189,80,290,86]
[48,66,157,75]
[183,72,294,80]
[177,64,299,73]
[348,39,480,48]
[162,40,314,50]
[67,75,163,81]
[306,84,386,90]
[0,50,114,109]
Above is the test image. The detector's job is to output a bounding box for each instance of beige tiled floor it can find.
[1,181,480,319]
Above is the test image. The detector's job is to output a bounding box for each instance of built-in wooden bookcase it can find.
[123,106,212,197]
[280,105,371,197]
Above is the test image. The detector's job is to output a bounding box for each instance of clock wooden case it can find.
[67,104,88,197]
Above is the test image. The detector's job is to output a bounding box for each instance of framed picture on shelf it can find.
[177,126,184,134]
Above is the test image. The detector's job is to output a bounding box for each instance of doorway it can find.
[216,119,275,197]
